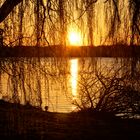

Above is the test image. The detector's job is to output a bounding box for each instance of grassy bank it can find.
[0,100,140,140]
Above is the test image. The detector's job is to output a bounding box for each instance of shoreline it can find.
[0,100,140,139]
[0,45,140,57]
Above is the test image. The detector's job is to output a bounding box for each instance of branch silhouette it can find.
[0,0,23,23]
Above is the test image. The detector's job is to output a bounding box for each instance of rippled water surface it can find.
[0,57,137,112]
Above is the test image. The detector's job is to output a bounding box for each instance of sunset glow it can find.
[68,31,82,46]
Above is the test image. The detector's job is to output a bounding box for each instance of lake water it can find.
[0,57,139,113]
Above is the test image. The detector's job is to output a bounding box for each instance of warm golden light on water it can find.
[70,59,78,97]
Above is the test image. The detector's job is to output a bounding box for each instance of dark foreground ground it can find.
[0,100,140,140]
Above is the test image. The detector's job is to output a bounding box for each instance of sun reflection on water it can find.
[70,59,78,97]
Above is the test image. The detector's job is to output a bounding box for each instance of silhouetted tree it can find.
[0,0,139,46]
[72,58,140,117]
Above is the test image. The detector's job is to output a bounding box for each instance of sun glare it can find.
[68,31,82,46]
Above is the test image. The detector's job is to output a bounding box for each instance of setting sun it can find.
[68,31,82,46]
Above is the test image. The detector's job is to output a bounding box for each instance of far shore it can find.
[0,45,140,57]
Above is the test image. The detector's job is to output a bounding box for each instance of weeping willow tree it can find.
[0,0,139,46]
[0,0,140,114]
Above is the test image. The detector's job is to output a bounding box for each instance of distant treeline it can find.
[0,45,140,57]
